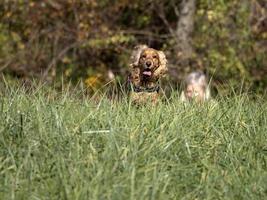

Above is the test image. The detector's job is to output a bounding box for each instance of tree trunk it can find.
[250,0,267,35]
[176,0,196,60]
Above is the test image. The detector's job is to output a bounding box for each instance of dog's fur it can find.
[128,45,167,105]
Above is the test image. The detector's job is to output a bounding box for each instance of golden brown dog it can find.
[128,45,167,105]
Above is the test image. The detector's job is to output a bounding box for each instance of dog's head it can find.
[129,45,167,85]
[138,48,161,78]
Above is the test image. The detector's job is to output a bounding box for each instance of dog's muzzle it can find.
[145,60,152,68]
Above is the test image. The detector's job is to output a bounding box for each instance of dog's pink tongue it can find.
[143,71,152,76]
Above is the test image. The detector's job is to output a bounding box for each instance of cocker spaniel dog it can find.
[128,45,168,105]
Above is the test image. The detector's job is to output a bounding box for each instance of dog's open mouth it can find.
[142,69,152,76]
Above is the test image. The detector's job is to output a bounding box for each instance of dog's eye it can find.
[153,55,158,59]
[141,54,146,58]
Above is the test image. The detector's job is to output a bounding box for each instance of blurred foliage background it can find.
[0,0,266,94]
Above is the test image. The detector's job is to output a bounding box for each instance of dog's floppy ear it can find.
[129,44,148,68]
[129,45,148,86]
[158,51,167,70]
[154,50,168,79]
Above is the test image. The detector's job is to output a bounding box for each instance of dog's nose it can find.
[146,61,152,67]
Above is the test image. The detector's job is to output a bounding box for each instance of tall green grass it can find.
[0,84,266,200]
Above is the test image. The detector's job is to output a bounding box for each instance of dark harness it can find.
[127,75,160,93]
[131,84,160,93]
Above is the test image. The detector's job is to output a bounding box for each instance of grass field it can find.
[0,84,266,200]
